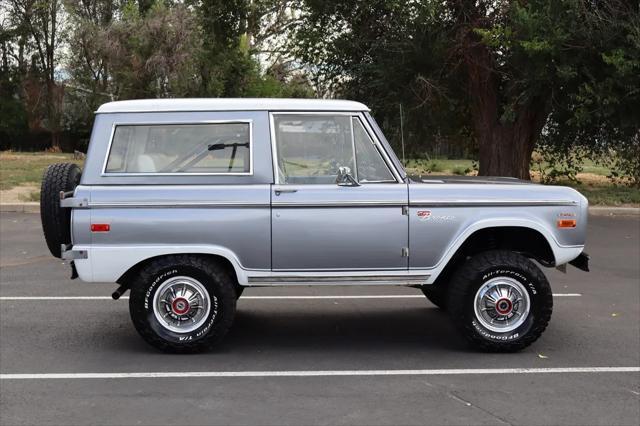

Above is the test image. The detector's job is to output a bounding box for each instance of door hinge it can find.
[401,205,408,215]
[401,247,409,257]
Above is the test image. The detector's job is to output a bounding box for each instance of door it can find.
[270,113,408,271]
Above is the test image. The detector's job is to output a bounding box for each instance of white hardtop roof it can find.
[96,98,370,114]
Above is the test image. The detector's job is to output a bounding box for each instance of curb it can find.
[2,203,638,216]
[1,203,40,214]
[587,207,640,217]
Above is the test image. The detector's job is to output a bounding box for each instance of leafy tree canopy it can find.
[292,0,640,183]
[0,0,637,184]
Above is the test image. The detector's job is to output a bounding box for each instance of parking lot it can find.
[0,211,638,425]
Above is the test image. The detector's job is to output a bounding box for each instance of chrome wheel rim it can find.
[152,276,211,333]
[473,277,530,333]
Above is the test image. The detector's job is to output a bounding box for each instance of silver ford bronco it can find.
[40,98,589,353]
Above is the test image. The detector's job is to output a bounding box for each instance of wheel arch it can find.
[116,253,240,288]
[430,224,560,287]
[455,226,556,266]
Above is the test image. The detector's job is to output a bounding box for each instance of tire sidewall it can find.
[465,265,545,344]
[59,165,81,240]
[67,166,81,188]
[132,264,225,345]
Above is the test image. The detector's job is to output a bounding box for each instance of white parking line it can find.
[0,296,118,300]
[0,294,582,301]
[1,367,636,380]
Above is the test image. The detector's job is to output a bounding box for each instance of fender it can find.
[422,217,584,284]
[72,244,259,285]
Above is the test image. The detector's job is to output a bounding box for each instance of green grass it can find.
[0,152,84,191]
[567,184,640,206]
[530,158,612,177]
[407,157,613,177]
[577,159,611,176]
[404,157,638,206]
[1,152,637,206]
[405,159,474,175]
[451,166,471,176]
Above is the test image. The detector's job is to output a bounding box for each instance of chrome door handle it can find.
[274,189,298,196]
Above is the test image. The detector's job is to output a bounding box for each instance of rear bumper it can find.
[60,244,88,260]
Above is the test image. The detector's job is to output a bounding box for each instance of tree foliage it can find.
[0,0,637,185]
[2,0,65,147]
[292,0,640,182]
[536,1,640,185]
[1,0,312,151]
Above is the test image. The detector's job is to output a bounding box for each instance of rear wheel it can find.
[40,163,81,257]
[447,250,553,352]
[129,255,236,353]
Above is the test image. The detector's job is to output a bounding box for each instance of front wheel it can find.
[129,255,237,353]
[447,250,553,352]
[421,285,447,310]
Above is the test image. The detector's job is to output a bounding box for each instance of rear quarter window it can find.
[104,122,251,175]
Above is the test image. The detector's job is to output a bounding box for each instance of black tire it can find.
[421,285,447,310]
[129,255,237,353]
[447,250,553,352]
[40,163,81,258]
[235,285,245,299]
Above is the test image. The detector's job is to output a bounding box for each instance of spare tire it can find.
[40,163,82,258]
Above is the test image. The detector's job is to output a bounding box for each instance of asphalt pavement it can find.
[0,212,638,425]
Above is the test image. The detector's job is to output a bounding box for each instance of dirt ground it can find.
[0,184,40,203]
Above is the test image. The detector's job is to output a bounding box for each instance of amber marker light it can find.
[557,219,577,229]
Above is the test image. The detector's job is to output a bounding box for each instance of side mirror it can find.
[335,166,360,187]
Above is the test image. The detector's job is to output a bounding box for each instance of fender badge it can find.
[417,210,432,221]
[417,210,456,223]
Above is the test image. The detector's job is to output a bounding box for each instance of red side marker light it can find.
[91,223,110,232]
[557,219,576,229]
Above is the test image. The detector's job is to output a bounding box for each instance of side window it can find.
[273,114,395,184]
[273,115,354,184]
[104,122,251,174]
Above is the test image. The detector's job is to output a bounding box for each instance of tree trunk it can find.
[1,42,7,72]
[477,126,535,179]
[458,7,551,180]
[50,130,60,150]
[46,80,60,149]
[475,90,551,179]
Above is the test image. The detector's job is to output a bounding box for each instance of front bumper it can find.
[569,252,590,272]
